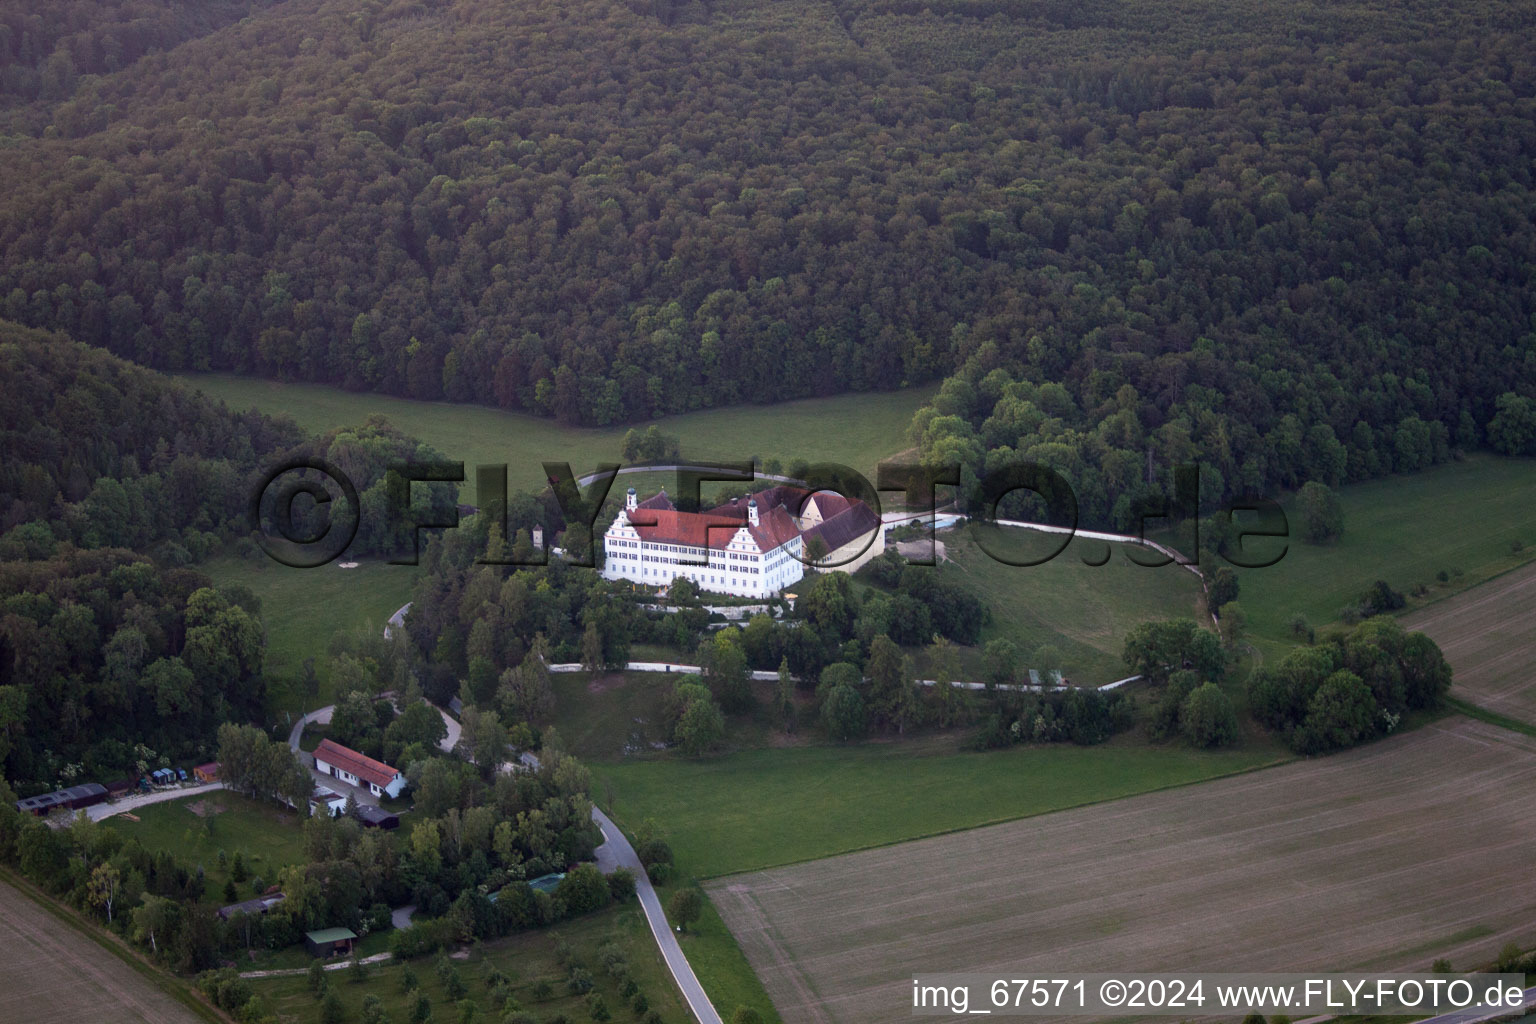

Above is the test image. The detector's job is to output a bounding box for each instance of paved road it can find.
[383,601,412,640]
[433,702,461,754]
[1414,986,1536,1024]
[288,703,333,751]
[382,604,462,756]
[592,805,723,1024]
[85,781,224,821]
[575,465,803,489]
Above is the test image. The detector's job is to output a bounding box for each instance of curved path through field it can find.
[297,672,723,1024]
[86,781,223,821]
[592,805,723,1024]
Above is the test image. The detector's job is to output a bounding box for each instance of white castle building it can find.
[600,485,885,598]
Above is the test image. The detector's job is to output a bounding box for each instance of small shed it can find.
[309,786,348,818]
[304,927,357,958]
[14,782,109,816]
[356,805,400,830]
[219,893,286,921]
[194,762,219,783]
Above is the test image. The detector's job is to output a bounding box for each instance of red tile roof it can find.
[637,490,675,511]
[627,508,751,550]
[808,491,852,518]
[748,503,802,551]
[802,501,882,557]
[707,485,812,520]
[314,739,401,790]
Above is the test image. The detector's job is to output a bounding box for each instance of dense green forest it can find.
[0,547,266,789]
[0,320,305,561]
[0,0,280,104]
[0,320,458,563]
[0,0,1531,471]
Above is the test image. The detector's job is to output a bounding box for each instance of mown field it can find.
[1405,560,1536,727]
[202,556,419,713]
[1224,456,1536,656]
[944,527,1207,685]
[105,792,311,904]
[182,374,932,501]
[597,738,1285,883]
[708,718,1536,1024]
[249,901,690,1024]
[0,877,214,1024]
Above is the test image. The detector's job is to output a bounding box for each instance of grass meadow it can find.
[181,373,933,502]
[598,735,1287,1021]
[594,739,1287,883]
[706,719,1536,1024]
[202,556,420,714]
[944,526,1207,684]
[104,792,310,905]
[1222,455,1536,658]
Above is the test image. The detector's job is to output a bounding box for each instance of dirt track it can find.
[710,719,1536,1024]
[0,879,206,1024]
[1406,561,1536,724]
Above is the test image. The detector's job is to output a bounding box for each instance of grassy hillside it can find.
[202,556,419,714]
[183,374,932,501]
[105,792,309,904]
[597,739,1285,882]
[1227,455,1536,658]
[944,526,1206,684]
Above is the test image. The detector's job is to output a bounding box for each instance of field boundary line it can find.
[689,753,1297,882]
[1396,550,1536,624]
[1446,697,1536,738]
[0,866,227,1024]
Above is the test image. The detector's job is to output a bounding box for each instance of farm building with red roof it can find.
[601,485,884,597]
[313,739,405,799]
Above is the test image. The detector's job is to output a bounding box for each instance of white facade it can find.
[314,746,406,799]
[602,490,805,598]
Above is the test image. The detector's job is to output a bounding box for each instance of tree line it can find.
[0,0,1528,439]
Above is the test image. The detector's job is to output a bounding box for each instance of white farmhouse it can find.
[313,738,406,799]
[600,485,885,597]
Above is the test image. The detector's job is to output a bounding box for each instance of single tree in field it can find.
[1206,566,1240,611]
[774,657,796,732]
[731,1008,766,1024]
[580,620,604,674]
[1033,643,1063,688]
[1297,480,1343,543]
[673,687,725,756]
[981,638,1018,689]
[1181,683,1239,748]
[87,862,121,923]
[1218,602,1247,648]
[704,631,752,713]
[820,683,867,741]
[667,888,702,932]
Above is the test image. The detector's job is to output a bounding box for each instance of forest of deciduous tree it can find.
[0,321,460,561]
[0,0,1530,448]
[0,0,1533,526]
